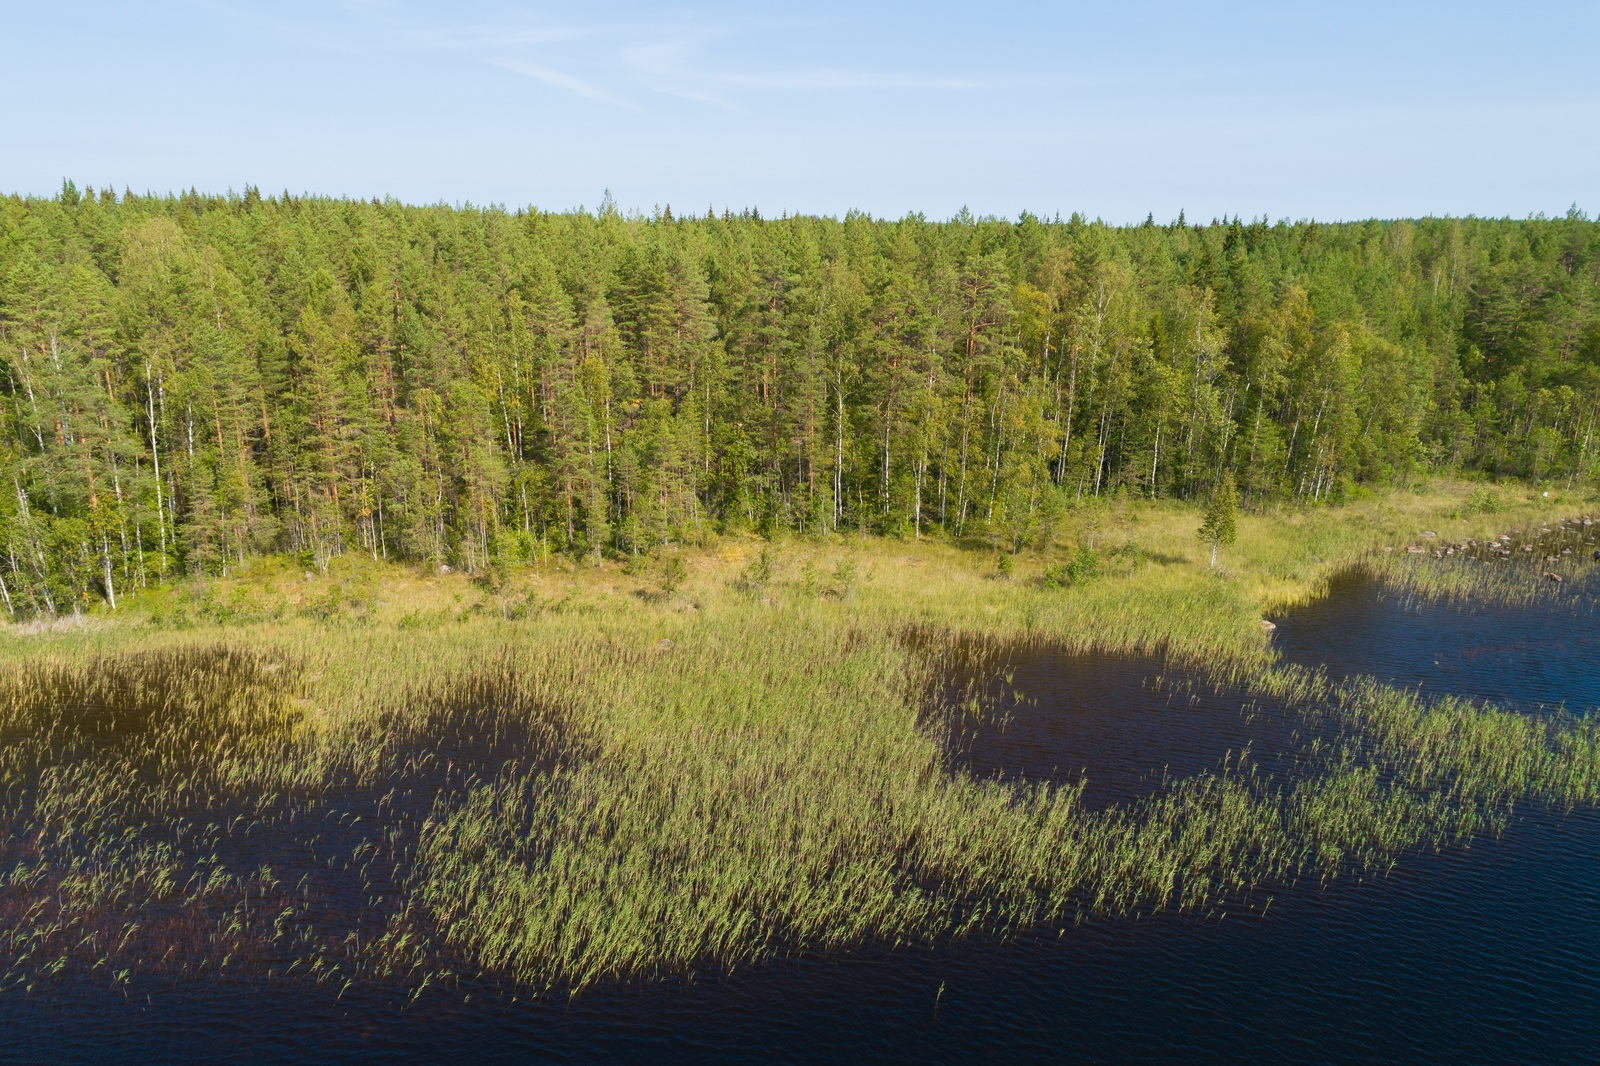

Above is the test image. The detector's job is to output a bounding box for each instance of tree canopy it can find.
[1,184,1597,613]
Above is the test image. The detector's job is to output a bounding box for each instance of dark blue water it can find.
[1274,568,1600,716]
[952,651,1306,809]
[10,804,1596,1064]
[6,567,1599,1063]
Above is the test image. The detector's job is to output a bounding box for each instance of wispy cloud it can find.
[485,58,638,109]
[392,15,987,111]
[618,33,983,97]
[702,69,983,91]
[199,1,1037,112]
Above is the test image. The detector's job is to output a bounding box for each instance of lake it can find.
[6,557,1598,1063]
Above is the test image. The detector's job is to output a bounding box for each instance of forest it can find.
[0,183,1597,613]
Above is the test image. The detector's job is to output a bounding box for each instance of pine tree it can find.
[0,192,1596,611]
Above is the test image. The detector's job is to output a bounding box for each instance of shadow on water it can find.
[0,651,584,1002]
[6,804,1598,1066]
[940,647,1309,810]
[8,534,1600,1063]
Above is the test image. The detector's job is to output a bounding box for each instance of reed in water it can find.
[2,480,1597,995]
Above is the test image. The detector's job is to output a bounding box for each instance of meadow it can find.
[1,478,1597,999]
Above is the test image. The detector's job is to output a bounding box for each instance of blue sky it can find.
[1,1,1595,221]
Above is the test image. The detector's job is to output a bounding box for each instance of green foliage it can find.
[397,608,447,631]
[1467,485,1505,515]
[475,549,515,592]
[659,554,688,595]
[4,547,1599,997]
[1042,544,1099,589]
[2,192,1600,615]
[828,558,858,599]
[297,582,377,625]
[732,548,776,596]
[996,552,1016,579]
[299,583,344,621]
[1198,471,1240,567]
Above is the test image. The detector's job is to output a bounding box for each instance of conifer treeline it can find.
[1,184,1596,611]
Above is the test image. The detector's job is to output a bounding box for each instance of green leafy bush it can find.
[1042,545,1099,589]
[660,555,688,595]
[732,548,775,595]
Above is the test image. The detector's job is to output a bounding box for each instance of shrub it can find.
[1467,486,1504,515]
[1042,545,1099,589]
[733,548,775,595]
[828,559,858,599]
[660,555,688,595]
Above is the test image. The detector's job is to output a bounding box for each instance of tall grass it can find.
[1,479,1598,996]
[1351,514,1599,609]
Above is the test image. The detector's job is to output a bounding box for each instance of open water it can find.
[5,547,1600,1063]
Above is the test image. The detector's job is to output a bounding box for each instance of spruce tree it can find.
[0,191,1597,611]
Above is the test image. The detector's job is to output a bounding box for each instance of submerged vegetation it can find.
[0,478,1597,999]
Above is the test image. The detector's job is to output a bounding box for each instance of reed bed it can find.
[2,482,1599,998]
[1349,514,1600,610]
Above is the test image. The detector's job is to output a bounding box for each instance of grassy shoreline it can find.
[2,478,1597,997]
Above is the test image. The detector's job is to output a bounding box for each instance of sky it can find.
[1,0,1596,222]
